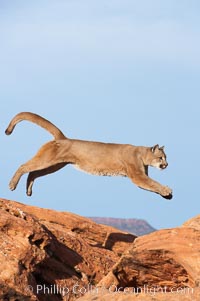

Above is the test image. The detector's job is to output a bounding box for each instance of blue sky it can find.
[0,0,200,230]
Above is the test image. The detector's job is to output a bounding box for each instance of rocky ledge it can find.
[0,198,135,301]
[0,198,199,301]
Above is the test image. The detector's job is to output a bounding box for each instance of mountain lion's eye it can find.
[159,157,163,160]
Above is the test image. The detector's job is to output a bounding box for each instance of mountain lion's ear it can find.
[159,146,165,150]
[151,144,159,152]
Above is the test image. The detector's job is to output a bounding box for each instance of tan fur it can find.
[5,112,173,199]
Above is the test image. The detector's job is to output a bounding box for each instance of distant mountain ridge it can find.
[89,217,156,236]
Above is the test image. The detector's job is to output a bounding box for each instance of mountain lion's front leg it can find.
[129,172,172,199]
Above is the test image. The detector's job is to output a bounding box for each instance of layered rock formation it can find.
[0,198,199,301]
[0,198,135,301]
[79,215,200,301]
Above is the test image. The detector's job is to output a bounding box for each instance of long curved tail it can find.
[5,112,66,140]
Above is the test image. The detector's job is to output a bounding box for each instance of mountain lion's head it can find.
[148,144,168,170]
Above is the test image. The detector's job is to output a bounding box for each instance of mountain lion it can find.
[5,112,172,199]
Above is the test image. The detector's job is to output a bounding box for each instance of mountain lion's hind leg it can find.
[9,141,61,191]
[9,159,55,192]
[26,163,67,196]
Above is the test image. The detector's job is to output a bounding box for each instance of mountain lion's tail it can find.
[5,112,66,140]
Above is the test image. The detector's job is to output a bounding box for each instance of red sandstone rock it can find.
[0,198,200,301]
[78,217,200,301]
[97,227,200,289]
[0,198,135,301]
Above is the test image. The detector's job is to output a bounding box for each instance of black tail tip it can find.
[5,128,11,135]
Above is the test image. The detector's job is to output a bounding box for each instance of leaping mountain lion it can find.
[5,112,172,199]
